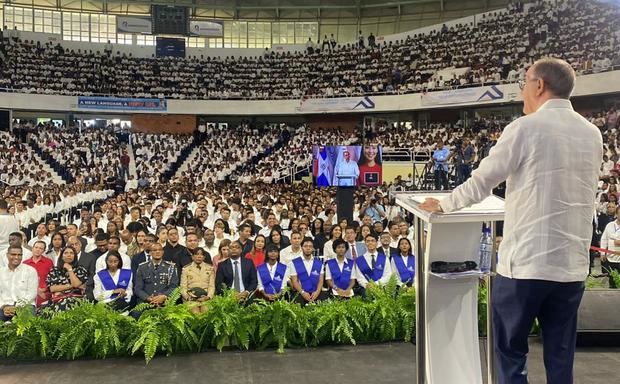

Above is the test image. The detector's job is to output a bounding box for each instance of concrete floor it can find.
[1,338,619,384]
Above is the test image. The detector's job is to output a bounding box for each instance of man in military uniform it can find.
[132,243,179,317]
[180,247,215,314]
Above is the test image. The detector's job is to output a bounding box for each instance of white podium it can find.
[394,192,505,384]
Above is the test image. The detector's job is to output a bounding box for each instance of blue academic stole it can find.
[393,255,415,284]
[257,262,287,295]
[292,257,323,293]
[356,253,387,283]
[97,268,132,300]
[326,258,354,290]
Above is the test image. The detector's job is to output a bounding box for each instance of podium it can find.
[335,174,357,186]
[394,192,505,384]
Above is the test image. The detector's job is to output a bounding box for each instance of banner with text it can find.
[189,20,224,37]
[420,85,505,106]
[78,97,167,111]
[117,16,153,34]
[298,96,376,112]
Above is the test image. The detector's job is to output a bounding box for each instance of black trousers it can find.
[434,169,449,190]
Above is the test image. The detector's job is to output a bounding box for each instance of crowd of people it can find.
[132,133,194,185]
[0,0,617,100]
[30,123,123,184]
[0,130,57,187]
[175,123,283,185]
[0,98,619,322]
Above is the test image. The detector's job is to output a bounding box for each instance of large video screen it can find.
[313,145,383,187]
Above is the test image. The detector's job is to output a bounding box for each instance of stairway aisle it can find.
[126,143,138,179]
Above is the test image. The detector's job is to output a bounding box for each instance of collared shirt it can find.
[230,259,245,292]
[0,247,32,269]
[280,245,303,266]
[288,256,323,280]
[441,99,603,282]
[93,269,134,303]
[0,263,39,307]
[432,146,450,172]
[180,261,216,300]
[355,251,393,288]
[600,221,620,263]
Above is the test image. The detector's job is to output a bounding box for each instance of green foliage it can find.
[52,300,132,359]
[252,294,307,353]
[586,275,608,289]
[127,288,198,363]
[478,280,488,337]
[608,269,620,289]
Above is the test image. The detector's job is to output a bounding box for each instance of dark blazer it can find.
[77,251,97,299]
[215,257,257,294]
[131,251,150,275]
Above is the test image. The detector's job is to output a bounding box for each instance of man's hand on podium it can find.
[419,198,443,213]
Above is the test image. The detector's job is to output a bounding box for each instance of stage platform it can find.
[1,339,618,384]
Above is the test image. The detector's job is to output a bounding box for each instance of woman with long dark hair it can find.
[93,251,133,311]
[311,218,327,256]
[357,145,382,186]
[391,238,415,287]
[43,246,89,314]
[245,234,266,267]
[46,232,65,265]
[267,227,290,250]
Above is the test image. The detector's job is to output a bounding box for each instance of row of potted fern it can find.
[0,278,417,363]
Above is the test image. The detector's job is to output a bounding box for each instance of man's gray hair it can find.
[532,58,576,99]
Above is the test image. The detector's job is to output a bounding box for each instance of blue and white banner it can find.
[77,97,167,111]
[420,85,504,106]
[116,16,152,34]
[298,96,375,112]
[189,20,224,37]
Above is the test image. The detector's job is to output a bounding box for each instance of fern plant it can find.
[609,269,620,288]
[52,300,132,360]
[127,288,198,363]
[365,277,402,342]
[252,295,308,353]
[197,288,256,352]
[0,306,56,359]
[478,280,488,337]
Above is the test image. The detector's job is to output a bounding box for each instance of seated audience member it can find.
[280,231,303,265]
[93,251,133,311]
[43,246,89,314]
[163,227,192,275]
[180,247,216,313]
[344,226,367,260]
[325,239,356,298]
[215,241,257,302]
[212,239,231,273]
[67,235,97,300]
[323,225,342,260]
[256,244,289,301]
[131,234,156,275]
[289,238,328,305]
[267,227,290,251]
[0,232,32,268]
[95,236,131,272]
[245,234,266,267]
[391,238,415,287]
[23,240,54,307]
[134,243,179,307]
[46,232,65,265]
[378,231,398,259]
[355,234,393,291]
[0,246,38,321]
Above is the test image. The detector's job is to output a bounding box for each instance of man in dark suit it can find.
[67,235,97,300]
[379,232,398,259]
[163,227,192,275]
[215,240,257,301]
[131,234,157,275]
[344,226,367,260]
[66,224,87,251]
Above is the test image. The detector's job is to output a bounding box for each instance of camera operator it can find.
[174,199,194,227]
[431,140,450,190]
[452,137,475,186]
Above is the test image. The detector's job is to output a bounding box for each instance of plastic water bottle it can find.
[479,227,492,273]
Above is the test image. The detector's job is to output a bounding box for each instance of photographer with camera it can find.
[452,137,475,186]
[174,199,194,228]
[431,140,450,190]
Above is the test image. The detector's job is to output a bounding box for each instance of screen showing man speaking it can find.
[313,145,383,187]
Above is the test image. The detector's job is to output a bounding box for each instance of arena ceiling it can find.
[2,0,511,20]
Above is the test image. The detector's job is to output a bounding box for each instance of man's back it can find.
[499,100,603,281]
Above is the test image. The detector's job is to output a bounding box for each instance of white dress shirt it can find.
[27,235,50,248]
[0,263,38,307]
[0,213,19,252]
[0,247,32,269]
[355,251,393,288]
[600,221,620,263]
[93,269,134,303]
[441,99,603,282]
[288,256,323,284]
[280,245,303,266]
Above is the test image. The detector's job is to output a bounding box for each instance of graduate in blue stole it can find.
[355,234,393,292]
[256,244,289,301]
[325,239,356,298]
[289,238,329,305]
[390,238,415,287]
[93,251,133,311]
